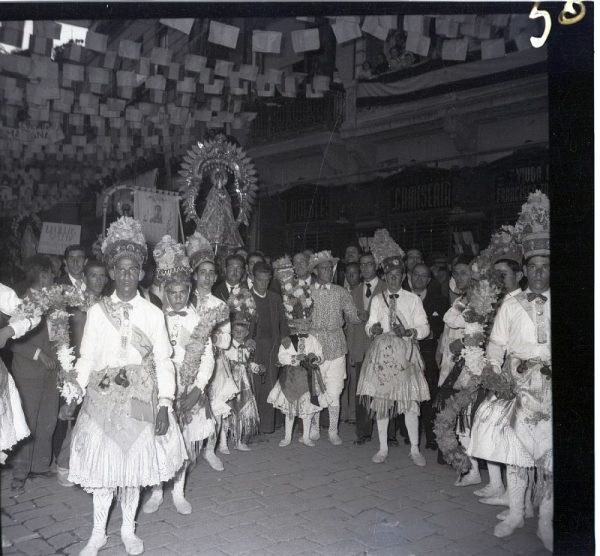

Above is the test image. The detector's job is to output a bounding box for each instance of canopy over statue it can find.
[178,134,259,250]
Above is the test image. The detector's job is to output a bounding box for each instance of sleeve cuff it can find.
[158,397,173,409]
[33,348,41,360]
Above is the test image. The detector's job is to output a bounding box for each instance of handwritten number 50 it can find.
[530,1,585,48]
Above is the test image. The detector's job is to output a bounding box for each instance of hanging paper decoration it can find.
[208,20,240,49]
[178,134,259,238]
[291,28,320,53]
[252,30,282,54]
[159,18,195,35]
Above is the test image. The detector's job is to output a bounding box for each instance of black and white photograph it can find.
[0,3,593,556]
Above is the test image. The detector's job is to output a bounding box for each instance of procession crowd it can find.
[0,207,552,554]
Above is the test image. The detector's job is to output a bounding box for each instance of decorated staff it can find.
[357,230,430,466]
[142,235,227,516]
[65,217,187,556]
[268,256,325,447]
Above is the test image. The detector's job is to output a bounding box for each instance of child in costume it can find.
[185,231,238,472]
[142,236,226,516]
[268,257,324,447]
[221,304,264,452]
[66,218,187,556]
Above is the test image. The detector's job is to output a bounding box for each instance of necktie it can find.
[167,310,187,317]
[366,282,372,298]
[527,293,548,303]
[116,302,133,319]
[317,283,330,290]
[388,293,398,329]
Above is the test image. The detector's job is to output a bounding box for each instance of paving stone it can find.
[47,531,79,550]
[269,538,323,555]
[212,498,264,516]
[314,539,369,555]
[217,534,273,555]
[419,499,463,514]
[23,515,54,531]
[397,520,440,542]
[12,538,55,556]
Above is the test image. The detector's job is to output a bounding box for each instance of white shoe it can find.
[172,493,192,515]
[121,530,144,555]
[328,432,342,446]
[372,450,388,464]
[479,491,510,506]
[299,437,315,447]
[454,470,481,486]
[474,483,504,497]
[218,443,230,455]
[279,437,291,447]
[310,429,320,441]
[235,442,251,452]
[537,518,553,552]
[2,534,12,549]
[493,515,524,538]
[142,491,163,514]
[203,451,224,471]
[79,532,107,556]
[57,466,74,488]
[409,447,426,467]
[497,508,510,520]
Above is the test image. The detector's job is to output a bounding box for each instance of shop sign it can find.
[390,173,453,212]
[494,160,549,205]
[0,122,64,145]
[286,192,329,223]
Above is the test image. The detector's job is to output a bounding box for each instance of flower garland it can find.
[227,288,256,322]
[434,256,504,473]
[281,281,313,322]
[12,285,93,404]
[177,302,229,422]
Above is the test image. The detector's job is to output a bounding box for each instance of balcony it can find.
[247,89,345,144]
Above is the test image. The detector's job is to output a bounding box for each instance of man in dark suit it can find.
[250,262,291,434]
[9,255,60,493]
[347,253,385,444]
[212,254,249,302]
[335,245,361,288]
[56,244,87,292]
[410,262,448,449]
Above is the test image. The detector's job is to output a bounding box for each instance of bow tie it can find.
[316,283,330,290]
[116,302,133,311]
[527,293,548,304]
[388,293,399,299]
[167,310,188,317]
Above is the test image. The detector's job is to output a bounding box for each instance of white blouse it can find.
[75,292,175,403]
[365,289,429,339]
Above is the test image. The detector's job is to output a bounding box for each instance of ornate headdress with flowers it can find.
[482,226,523,265]
[185,231,214,269]
[368,229,405,272]
[273,255,295,285]
[153,235,191,286]
[228,288,256,326]
[515,190,550,259]
[282,282,314,333]
[101,216,147,267]
[308,250,339,271]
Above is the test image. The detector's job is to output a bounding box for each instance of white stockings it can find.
[328,405,342,445]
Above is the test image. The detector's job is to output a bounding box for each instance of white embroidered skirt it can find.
[208,355,239,419]
[68,366,187,490]
[0,361,30,455]
[357,333,430,417]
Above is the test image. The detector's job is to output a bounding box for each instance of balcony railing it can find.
[248,89,345,144]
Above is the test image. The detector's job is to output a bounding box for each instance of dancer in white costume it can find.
[0,282,37,549]
[142,235,225,516]
[186,232,237,471]
[358,255,430,466]
[468,241,524,504]
[66,218,187,556]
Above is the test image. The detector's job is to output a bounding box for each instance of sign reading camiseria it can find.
[390,170,454,212]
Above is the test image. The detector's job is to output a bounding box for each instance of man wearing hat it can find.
[308,251,360,445]
[358,256,430,466]
[65,217,187,556]
[477,192,552,551]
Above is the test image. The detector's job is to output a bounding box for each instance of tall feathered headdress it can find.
[101,216,147,267]
[515,190,550,259]
[153,235,191,285]
[368,229,404,267]
[185,231,214,269]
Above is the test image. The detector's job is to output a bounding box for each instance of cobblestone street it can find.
[2,424,547,556]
